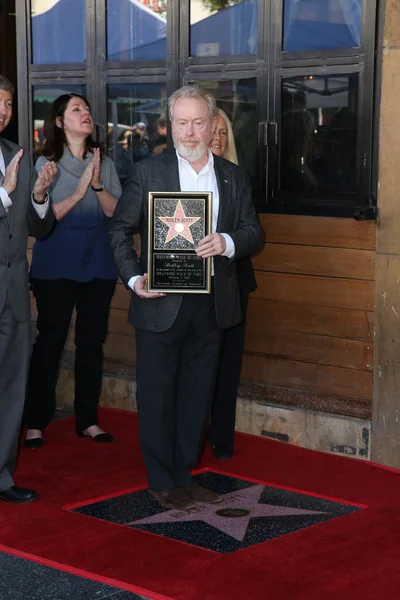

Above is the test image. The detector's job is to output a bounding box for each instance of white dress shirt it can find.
[128,149,235,291]
[0,146,49,218]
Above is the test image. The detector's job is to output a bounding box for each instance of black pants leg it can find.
[173,295,222,487]
[74,279,116,431]
[209,293,249,449]
[135,294,222,491]
[25,280,77,431]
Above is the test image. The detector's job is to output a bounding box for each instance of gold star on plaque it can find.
[158,200,201,245]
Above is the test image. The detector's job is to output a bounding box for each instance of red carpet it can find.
[1,408,400,600]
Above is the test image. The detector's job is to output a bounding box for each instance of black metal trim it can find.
[100,66,168,77]
[105,60,166,70]
[29,63,87,73]
[183,69,261,83]
[106,74,168,84]
[185,55,257,66]
[29,70,88,80]
[16,0,29,148]
[282,48,364,62]
[371,0,386,208]
[30,77,90,86]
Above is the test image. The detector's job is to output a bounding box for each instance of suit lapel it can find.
[161,150,181,192]
[0,138,16,170]
[0,138,18,230]
[214,157,232,233]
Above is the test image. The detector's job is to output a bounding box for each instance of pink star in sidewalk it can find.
[128,485,327,542]
[158,200,201,244]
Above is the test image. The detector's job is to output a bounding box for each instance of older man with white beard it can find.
[110,85,262,511]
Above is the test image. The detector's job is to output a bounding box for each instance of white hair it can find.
[168,85,217,121]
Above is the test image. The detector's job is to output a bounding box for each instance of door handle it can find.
[258,122,278,147]
[258,121,268,146]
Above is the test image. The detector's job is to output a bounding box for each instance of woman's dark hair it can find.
[40,93,104,162]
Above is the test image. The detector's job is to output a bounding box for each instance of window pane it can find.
[31,0,86,64]
[107,83,167,183]
[107,0,167,61]
[283,0,361,51]
[280,74,358,206]
[33,84,87,153]
[190,0,258,57]
[193,79,257,186]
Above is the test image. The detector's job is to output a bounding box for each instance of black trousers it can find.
[25,278,116,432]
[208,292,249,449]
[135,293,222,491]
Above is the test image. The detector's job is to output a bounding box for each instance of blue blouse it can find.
[31,152,122,282]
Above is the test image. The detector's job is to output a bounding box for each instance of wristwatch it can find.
[91,182,105,192]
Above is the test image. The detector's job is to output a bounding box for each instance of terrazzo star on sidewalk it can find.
[110,84,262,511]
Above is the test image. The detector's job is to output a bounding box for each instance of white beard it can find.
[175,141,208,163]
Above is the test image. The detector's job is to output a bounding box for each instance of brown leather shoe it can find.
[148,487,196,510]
[182,483,221,504]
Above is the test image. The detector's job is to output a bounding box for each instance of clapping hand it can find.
[90,148,101,188]
[2,149,24,196]
[74,161,95,201]
[33,161,57,202]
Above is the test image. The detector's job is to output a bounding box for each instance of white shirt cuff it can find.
[221,234,235,259]
[31,193,49,219]
[0,187,12,210]
[128,275,141,293]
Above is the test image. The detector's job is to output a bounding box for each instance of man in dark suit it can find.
[110,85,262,510]
[0,75,56,503]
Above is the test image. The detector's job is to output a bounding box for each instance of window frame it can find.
[265,0,377,218]
[17,0,378,219]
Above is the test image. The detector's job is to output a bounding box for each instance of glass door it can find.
[267,0,376,217]
[18,0,377,216]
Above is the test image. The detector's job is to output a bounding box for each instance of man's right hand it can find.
[2,149,24,195]
[134,273,166,299]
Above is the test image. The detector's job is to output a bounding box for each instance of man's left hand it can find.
[196,233,226,258]
[32,161,57,202]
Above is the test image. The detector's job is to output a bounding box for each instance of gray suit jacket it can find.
[0,138,54,321]
[109,150,262,332]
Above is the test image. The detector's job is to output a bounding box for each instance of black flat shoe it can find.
[0,486,37,504]
[76,430,115,443]
[24,437,44,449]
[210,443,233,460]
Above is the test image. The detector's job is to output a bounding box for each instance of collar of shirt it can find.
[175,148,214,179]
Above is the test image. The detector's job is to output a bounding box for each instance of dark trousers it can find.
[208,292,249,449]
[0,296,30,491]
[25,278,116,432]
[135,293,222,491]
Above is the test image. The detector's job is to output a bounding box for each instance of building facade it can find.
[4,0,400,465]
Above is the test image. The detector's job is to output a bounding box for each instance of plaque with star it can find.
[147,192,212,293]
